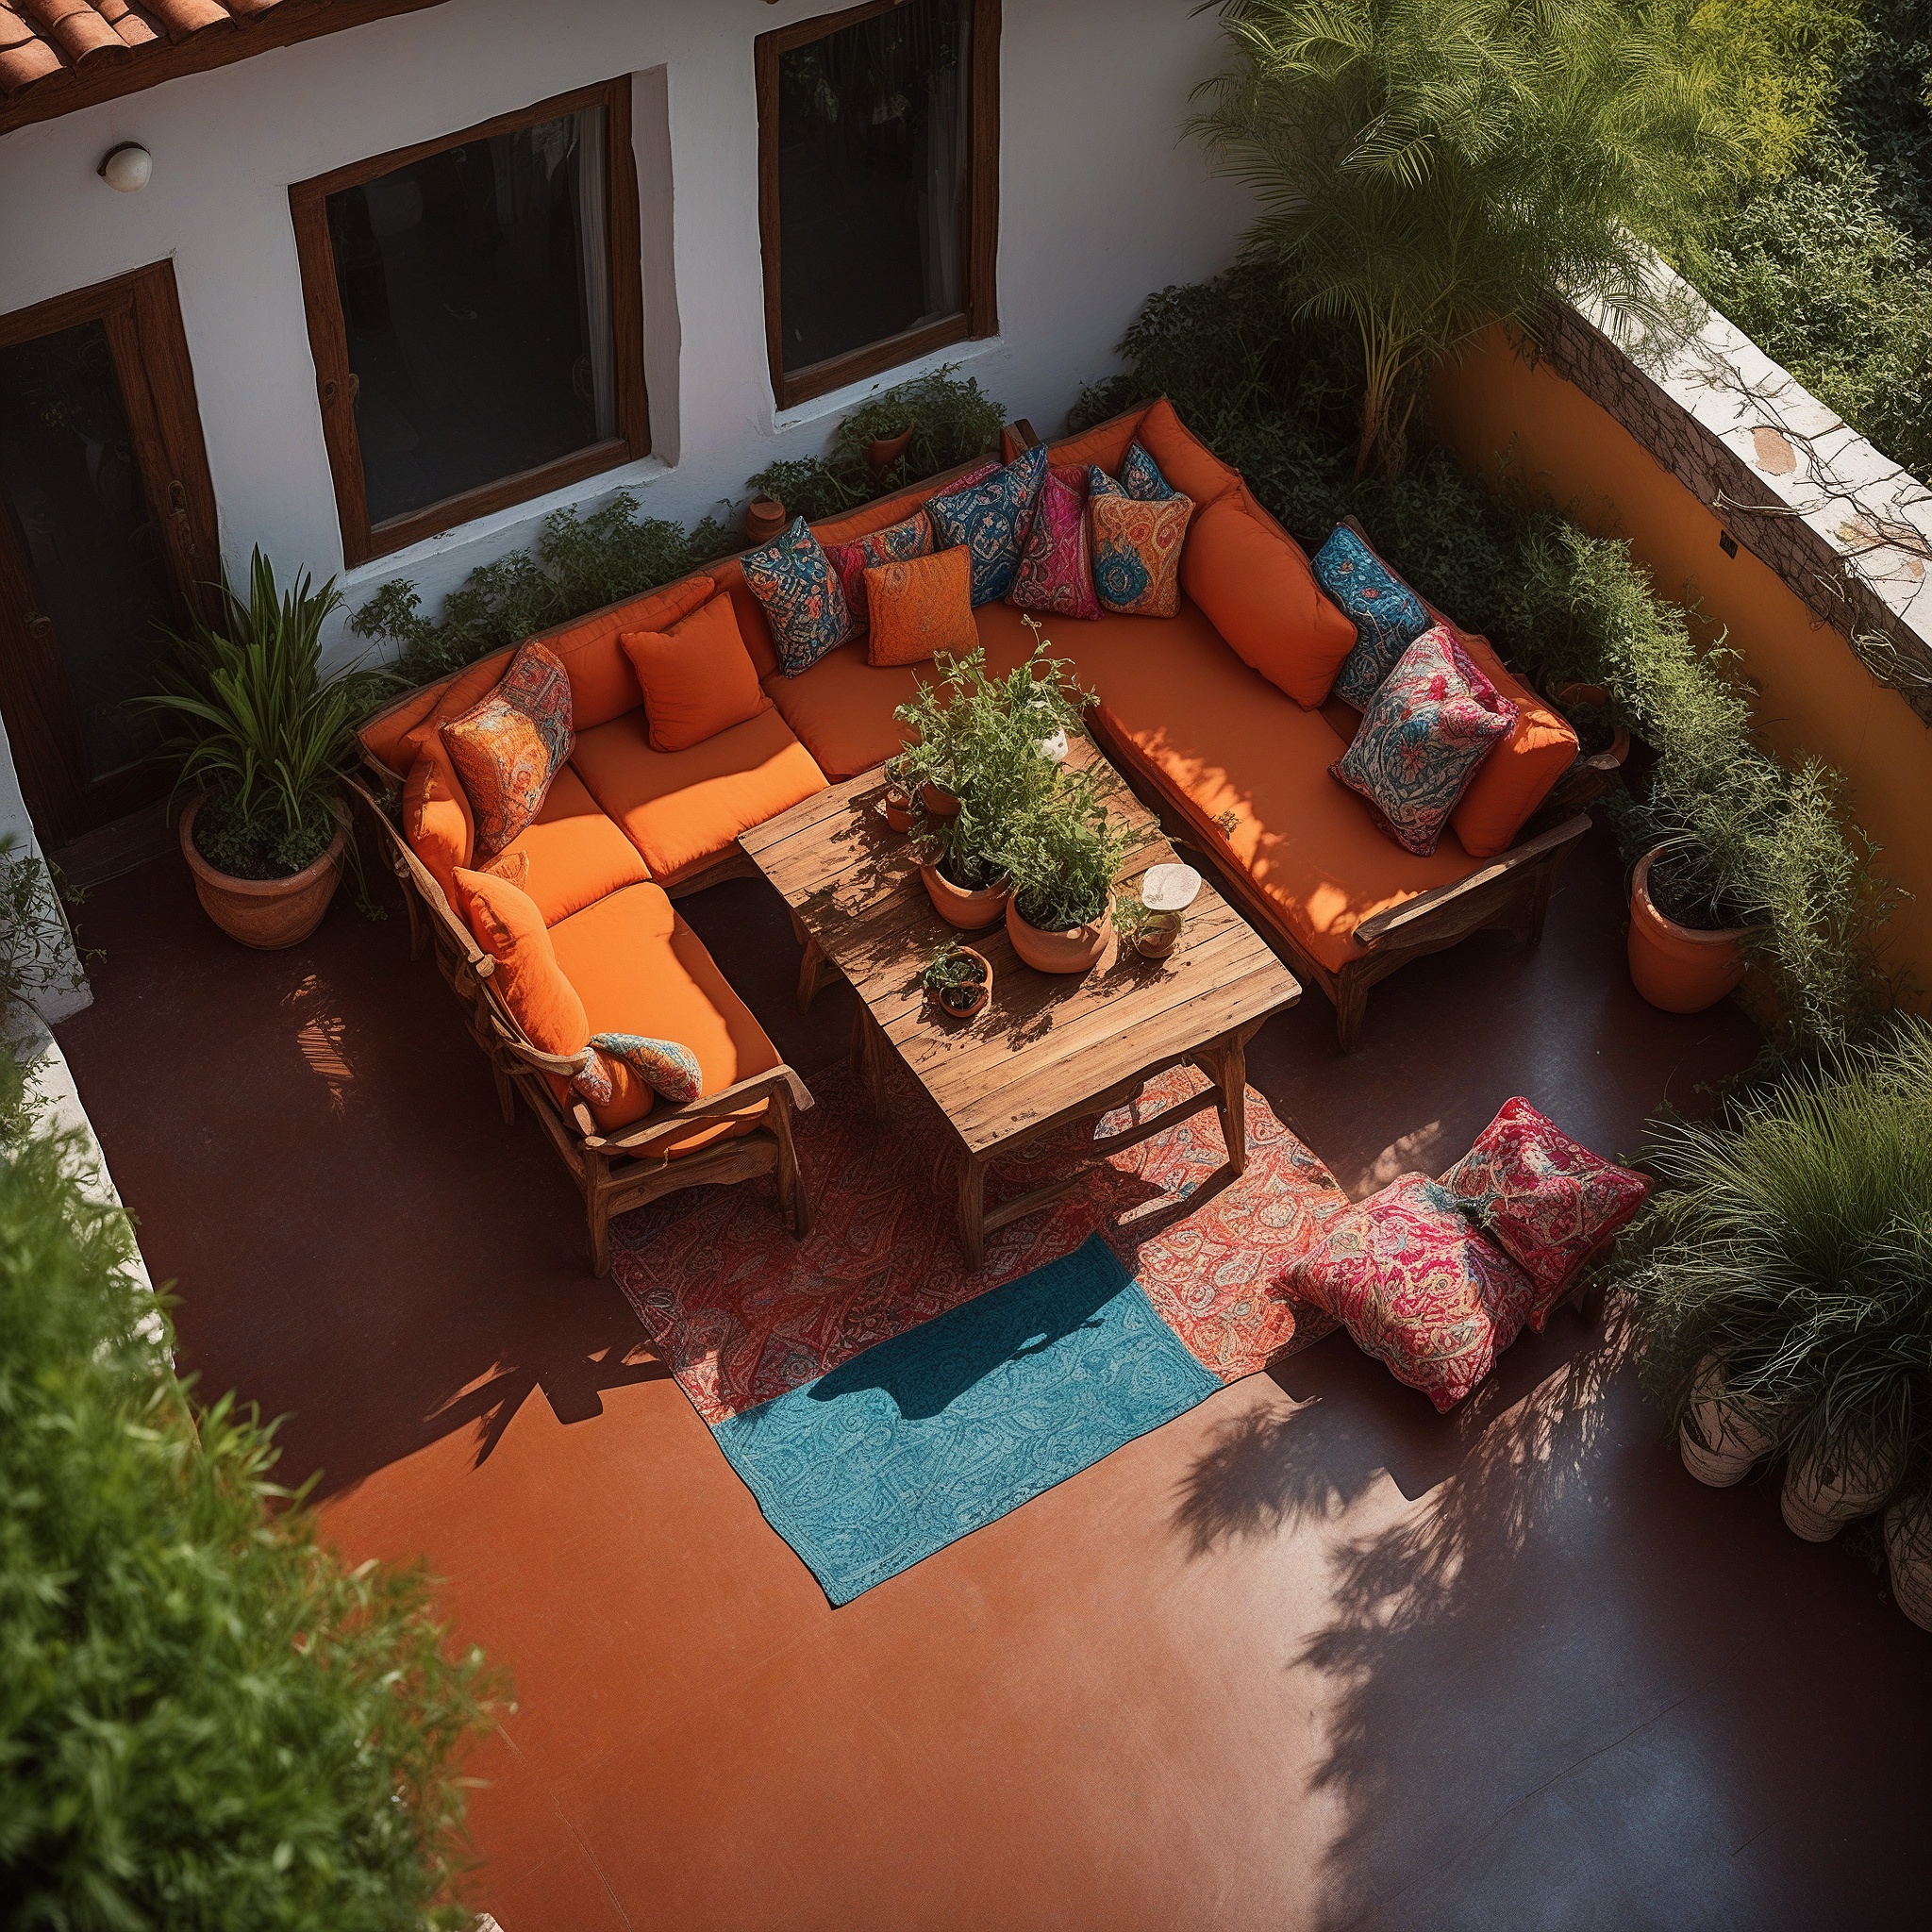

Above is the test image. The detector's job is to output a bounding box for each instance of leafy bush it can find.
[999,771,1134,933]
[0,838,89,1020]
[0,1110,501,1925]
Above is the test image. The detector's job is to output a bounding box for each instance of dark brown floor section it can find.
[56,826,1932,1931]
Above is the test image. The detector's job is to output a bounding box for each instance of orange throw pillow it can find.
[620,592,773,754]
[1447,630,1579,857]
[402,737,473,903]
[455,866,589,1058]
[1182,494,1357,708]
[865,546,977,667]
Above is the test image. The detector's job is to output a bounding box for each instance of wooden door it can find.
[0,262,220,846]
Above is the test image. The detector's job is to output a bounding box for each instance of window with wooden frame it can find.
[758,0,1000,410]
[290,78,647,567]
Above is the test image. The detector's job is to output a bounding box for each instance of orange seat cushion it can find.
[1087,603,1488,974]
[547,880,782,1147]
[568,706,826,883]
[455,867,590,1058]
[1447,632,1578,858]
[621,592,773,753]
[535,574,716,730]
[1181,493,1358,708]
[492,765,652,925]
[866,546,977,667]
[1131,397,1243,510]
[402,737,474,904]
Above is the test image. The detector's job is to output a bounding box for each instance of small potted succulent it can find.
[921,941,991,1022]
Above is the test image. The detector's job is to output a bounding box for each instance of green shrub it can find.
[0,1114,501,1925]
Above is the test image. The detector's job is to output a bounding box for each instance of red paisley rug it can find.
[610,1058,1352,1425]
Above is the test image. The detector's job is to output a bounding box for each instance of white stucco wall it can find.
[0,0,1247,670]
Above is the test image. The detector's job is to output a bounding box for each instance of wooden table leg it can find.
[850,1002,891,1119]
[1209,1029,1248,1177]
[958,1151,988,1273]
[795,931,832,1012]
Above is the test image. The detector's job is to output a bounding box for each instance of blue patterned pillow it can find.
[1088,466,1130,502]
[1119,441,1175,502]
[928,443,1050,606]
[1330,626,1517,855]
[741,517,851,675]
[1316,525,1433,709]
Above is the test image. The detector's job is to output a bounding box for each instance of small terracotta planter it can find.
[1781,1426,1905,1541]
[867,425,913,476]
[922,862,1008,931]
[1551,681,1632,769]
[1008,898,1113,974]
[180,794,347,950]
[1628,848,1748,1014]
[880,783,915,833]
[744,496,788,544]
[1678,1354,1775,1487]
[925,947,991,1023]
[1883,1492,1932,1631]
[1131,914,1182,960]
[920,781,960,819]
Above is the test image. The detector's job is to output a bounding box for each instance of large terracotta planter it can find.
[1678,1354,1776,1487]
[1883,1492,1932,1631]
[922,862,1008,931]
[1008,898,1113,974]
[180,794,346,950]
[1781,1424,1905,1541]
[1628,848,1748,1014]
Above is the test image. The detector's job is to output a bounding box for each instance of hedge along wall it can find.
[1431,287,1932,1002]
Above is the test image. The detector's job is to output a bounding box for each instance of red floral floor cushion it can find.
[1284,1174,1539,1411]
[1439,1097,1650,1327]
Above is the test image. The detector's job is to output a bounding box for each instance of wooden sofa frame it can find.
[347,772,812,1274]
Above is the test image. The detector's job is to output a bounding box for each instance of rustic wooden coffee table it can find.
[740,741,1303,1270]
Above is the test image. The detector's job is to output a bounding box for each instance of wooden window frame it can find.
[757,0,1001,411]
[289,78,648,569]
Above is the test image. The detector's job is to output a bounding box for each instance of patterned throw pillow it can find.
[1330,625,1517,856]
[1316,525,1434,709]
[440,640,574,856]
[1006,463,1100,620]
[573,1032,704,1108]
[741,516,852,675]
[1119,441,1176,502]
[927,442,1050,606]
[865,546,978,667]
[1088,466,1130,502]
[1286,1174,1540,1412]
[1440,1098,1650,1326]
[823,508,936,641]
[1090,492,1193,618]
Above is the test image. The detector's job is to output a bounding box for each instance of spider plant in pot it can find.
[1000,770,1133,974]
[138,549,394,949]
[921,940,991,1021]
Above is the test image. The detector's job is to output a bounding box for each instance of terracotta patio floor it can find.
[56,824,1932,1930]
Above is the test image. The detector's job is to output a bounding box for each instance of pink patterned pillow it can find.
[1440,1098,1650,1326]
[440,641,574,857]
[824,508,936,641]
[1006,463,1100,620]
[1285,1174,1539,1411]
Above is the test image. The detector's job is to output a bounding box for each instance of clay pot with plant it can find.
[879,755,916,833]
[921,941,991,1022]
[139,549,392,950]
[1000,773,1133,975]
[1883,1491,1932,1632]
[1627,841,1751,1016]
[1677,1354,1778,1487]
[744,496,788,544]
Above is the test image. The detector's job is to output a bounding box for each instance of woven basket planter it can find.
[1883,1493,1932,1632]
[1780,1425,1905,1541]
[1678,1356,1775,1487]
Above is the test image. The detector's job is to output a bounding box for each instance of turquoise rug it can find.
[711,1235,1221,1604]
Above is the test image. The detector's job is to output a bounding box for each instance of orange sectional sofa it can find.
[358,400,1591,1265]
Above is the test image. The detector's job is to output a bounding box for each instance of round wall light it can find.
[98,143,152,192]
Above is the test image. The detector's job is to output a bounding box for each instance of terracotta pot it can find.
[1628,848,1748,1014]
[1551,681,1632,768]
[744,496,788,544]
[1678,1355,1776,1487]
[921,862,1008,931]
[881,785,914,834]
[925,947,991,1022]
[1008,898,1113,974]
[867,425,913,476]
[180,794,347,950]
[1882,1492,1932,1631]
[1781,1425,1905,1541]
[920,781,960,819]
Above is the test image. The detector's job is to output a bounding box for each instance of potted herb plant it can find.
[140,549,392,950]
[921,941,991,1022]
[880,754,916,833]
[1000,771,1133,974]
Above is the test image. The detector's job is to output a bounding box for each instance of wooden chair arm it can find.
[583,1064,816,1154]
[1353,814,1591,949]
[1005,417,1041,453]
[343,774,494,980]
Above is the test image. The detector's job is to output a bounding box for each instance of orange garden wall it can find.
[1432,329,1932,1002]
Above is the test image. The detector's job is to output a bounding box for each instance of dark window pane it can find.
[328,108,616,526]
[777,0,971,375]
[0,322,172,784]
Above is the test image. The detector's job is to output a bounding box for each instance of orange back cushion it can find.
[1132,398,1243,509]
[455,866,590,1058]
[533,575,717,730]
[866,546,977,667]
[1447,632,1579,857]
[621,592,774,753]
[1182,494,1357,708]
[1046,407,1148,477]
[402,738,474,902]
[358,647,514,779]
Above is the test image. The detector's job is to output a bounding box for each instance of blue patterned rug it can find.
[710,1235,1222,1604]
